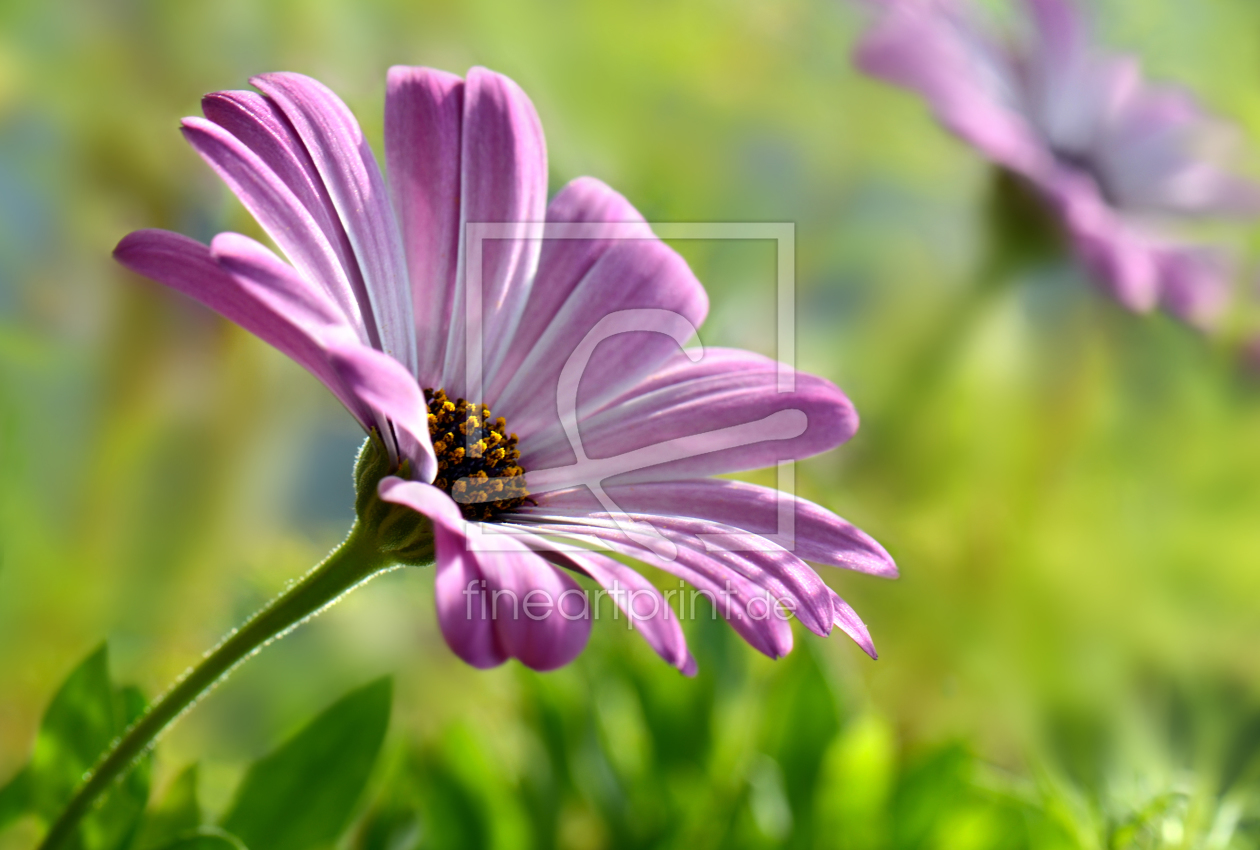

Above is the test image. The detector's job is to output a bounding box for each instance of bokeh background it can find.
[5,0,1260,847]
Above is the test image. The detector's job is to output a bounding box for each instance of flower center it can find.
[425,388,529,521]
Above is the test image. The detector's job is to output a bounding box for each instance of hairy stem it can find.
[38,522,402,850]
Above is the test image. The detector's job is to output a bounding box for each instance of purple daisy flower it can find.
[114,67,894,674]
[853,0,1258,327]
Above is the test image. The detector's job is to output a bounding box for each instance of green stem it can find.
[38,522,398,850]
[861,252,1012,457]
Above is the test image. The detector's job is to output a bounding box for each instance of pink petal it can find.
[490,235,709,447]
[523,348,857,487]
[475,532,592,672]
[251,72,416,375]
[378,478,508,668]
[182,117,361,332]
[485,177,654,404]
[1026,0,1086,64]
[114,229,373,428]
[519,521,794,659]
[565,550,695,675]
[198,90,374,334]
[828,588,878,659]
[854,0,1048,177]
[384,66,466,387]
[529,511,833,638]
[503,525,695,674]
[530,479,896,578]
[440,67,549,393]
[1051,173,1159,311]
[380,479,591,671]
[1156,247,1232,330]
[325,343,437,481]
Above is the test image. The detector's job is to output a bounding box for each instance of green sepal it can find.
[353,434,435,566]
[985,168,1070,274]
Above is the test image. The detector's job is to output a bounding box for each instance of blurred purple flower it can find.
[854,0,1258,327]
[114,67,894,673]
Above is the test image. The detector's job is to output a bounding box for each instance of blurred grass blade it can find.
[150,830,247,850]
[136,764,202,850]
[0,766,32,831]
[220,677,393,850]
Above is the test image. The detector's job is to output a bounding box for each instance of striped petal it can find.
[523,349,857,489]
[113,229,375,429]
[251,72,416,374]
[198,90,373,336]
[379,479,591,671]
[384,66,466,387]
[528,478,896,577]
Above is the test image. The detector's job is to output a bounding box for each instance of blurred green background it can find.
[5,0,1260,847]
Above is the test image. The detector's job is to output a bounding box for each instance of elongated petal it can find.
[518,520,794,659]
[113,229,374,427]
[325,343,436,480]
[380,479,591,671]
[439,67,549,391]
[485,177,653,404]
[251,72,416,374]
[828,588,878,659]
[523,348,856,488]
[543,511,834,637]
[855,0,1047,176]
[1052,173,1159,311]
[385,66,466,387]
[514,531,695,675]
[529,479,896,577]
[1026,0,1085,63]
[183,118,360,326]
[1156,247,1232,330]
[198,91,374,333]
[379,476,464,530]
[1098,87,1260,216]
[378,478,507,667]
[491,236,709,447]
[475,531,592,671]
[433,543,506,669]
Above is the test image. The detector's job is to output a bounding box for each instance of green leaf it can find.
[29,644,116,818]
[76,685,153,850]
[135,765,202,850]
[0,766,32,831]
[16,645,152,850]
[220,677,393,850]
[149,828,247,850]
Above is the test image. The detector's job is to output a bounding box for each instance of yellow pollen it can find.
[424,388,530,521]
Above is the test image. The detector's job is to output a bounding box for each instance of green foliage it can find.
[27,646,118,820]
[6,1,1260,848]
[0,768,31,834]
[135,766,200,850]
[147,833,245,850]
[346,618,1049,850]
[1,645,153,850]
[219,677,393,850]
[0,653,397,850]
